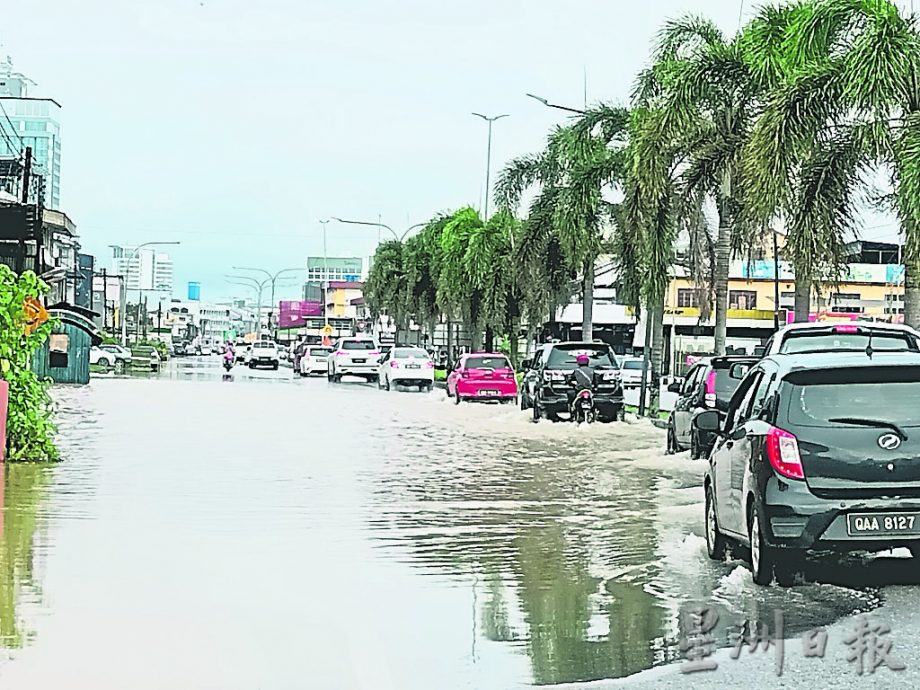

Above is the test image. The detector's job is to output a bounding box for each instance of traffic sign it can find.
[322,324,333,336]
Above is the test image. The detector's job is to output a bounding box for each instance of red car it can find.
[447,353,518,404]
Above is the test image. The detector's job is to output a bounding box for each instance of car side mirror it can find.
[694,410,721,432]
[729,363,751,380]
[521,358,532,371]
[753,346,766,358]
[667,381,682,393]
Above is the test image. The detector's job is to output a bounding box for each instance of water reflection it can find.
[0,464,51,649]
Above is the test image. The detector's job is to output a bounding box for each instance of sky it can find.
[1,0,907,302]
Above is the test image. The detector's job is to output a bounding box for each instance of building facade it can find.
[111,245,175,297]
[0,59,62,209]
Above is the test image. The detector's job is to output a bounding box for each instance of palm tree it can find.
[744,0,920,324]
[403,215,448,344]
[437,207,486,349]
[364,240,407,335]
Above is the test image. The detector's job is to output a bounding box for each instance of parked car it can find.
[520,342,623,421]
[759,321,920,356]
[327,337,380,382]
[90,346,118,369]
[666,355,758,458]
[619,356,652,389]
[235,341,250,364]
[299,345,333,376]
[249,340,280,370]
[130,345,161,372]
[697,350,920,586]
[447,352,517,404]
[377,346,435,391]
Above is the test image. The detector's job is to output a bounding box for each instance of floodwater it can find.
[0,357,908,689]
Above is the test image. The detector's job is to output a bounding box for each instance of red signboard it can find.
[278,301,323,328]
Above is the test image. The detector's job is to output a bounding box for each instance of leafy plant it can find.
[0,266,58,462]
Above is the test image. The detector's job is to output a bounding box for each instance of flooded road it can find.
[0,357,909,688]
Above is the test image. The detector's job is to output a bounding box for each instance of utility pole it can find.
[20,146,31,203]
[157,301,163,336]
[773,229,781,330]
[319,220,330,329]
[101,268,108,330]
[472,113,509,220]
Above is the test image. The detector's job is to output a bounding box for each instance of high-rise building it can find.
[0,58,62,209]
[112,245,175,297]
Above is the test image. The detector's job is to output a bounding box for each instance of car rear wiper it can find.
[828,417,909,441]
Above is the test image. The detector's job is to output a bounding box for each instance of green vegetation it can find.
[365,0,920,395]
[0,267,57,462]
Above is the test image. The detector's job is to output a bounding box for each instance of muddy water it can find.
[0,359,892,688]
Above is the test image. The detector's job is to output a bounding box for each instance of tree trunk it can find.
[649,299,665,414]
[713,198,731,356]
[794,272,812,323]
[905,235,920,329]
[582,258,595,342]
[509,317,521,367]
[446,317,453,364]
[484,326,495,352]
[469,322,482,351]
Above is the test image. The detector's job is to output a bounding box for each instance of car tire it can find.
[272,362,279,371]
[666,422,677,455]
[98,357,113,371]
[705,486,727,561]
[748,502,778,586]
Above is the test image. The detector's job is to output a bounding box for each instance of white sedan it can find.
[377,346,435,391]
[299,345,333,376]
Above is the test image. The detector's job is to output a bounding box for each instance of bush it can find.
[0,267,58,462]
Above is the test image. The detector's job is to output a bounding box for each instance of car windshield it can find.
[343,340,376,350]
[394,348,428,359]
[785,366,920,427]
[308,348,332,357]
[465,355,511,370]
[780,330,918,354]
[546,346,617,370]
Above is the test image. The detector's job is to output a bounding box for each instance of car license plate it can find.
[846,512,920,536]
[353,358,365,364]
[406,364,420,369]
[481,389,499,396]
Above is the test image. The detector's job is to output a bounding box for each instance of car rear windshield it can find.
[343,340,376,350]
[546,345,617,369]
[308,348,332,357]
[712,369,742,399]
[621,360,644,370]
[779,330,918,354]
[253,342,274,349]
[465,355,511,370]
[784,366,920,427]
[394,348,428,359]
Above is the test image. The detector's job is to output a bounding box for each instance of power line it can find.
[0,100,23,155]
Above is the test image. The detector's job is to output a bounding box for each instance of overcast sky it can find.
[2,0,905,302]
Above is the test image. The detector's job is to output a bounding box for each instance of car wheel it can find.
[666,422,677,455]
[705,486,726,561]
[272,362,279,370]
[425,383,433,392]
[748,503,778,586]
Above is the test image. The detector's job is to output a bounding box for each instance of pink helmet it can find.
[576,353,589,365]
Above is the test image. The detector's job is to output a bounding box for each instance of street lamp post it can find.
[319,219,330,329]
[331,217,426,243]
[471,113,508,220]
[232,266,303,338]
[525,93,586,115]
[117,241,180,346]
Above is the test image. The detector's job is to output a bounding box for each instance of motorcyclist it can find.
[223,341,235,364]
[571,352,594,391]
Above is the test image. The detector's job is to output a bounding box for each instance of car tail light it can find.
[834,324,859,334]
[389,361,400,368]
[705,371,717,407]
[578,390,592,399]
[766,427,805,480]
[425,360,434,369]
[460,370,469,378]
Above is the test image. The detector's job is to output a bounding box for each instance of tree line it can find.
[366,0,920,379]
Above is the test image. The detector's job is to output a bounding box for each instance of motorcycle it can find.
[570,387,596,424]
[223,348,235,372]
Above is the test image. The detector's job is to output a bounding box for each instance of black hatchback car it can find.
[666,356,757,458]
[520,342,624,422]
[697,351,920,586]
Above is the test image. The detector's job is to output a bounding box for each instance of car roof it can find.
[777,321,920,335]
[766,351,920,374]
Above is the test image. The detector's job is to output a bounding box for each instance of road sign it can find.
[322,324,333,336]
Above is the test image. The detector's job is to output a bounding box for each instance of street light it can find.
[331,217,426,243]
[525,93,586,115]
[232,266,303,336]
[117,241,181,345]
[471,113,508,220]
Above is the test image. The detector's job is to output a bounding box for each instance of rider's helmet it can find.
[576,353,589,366]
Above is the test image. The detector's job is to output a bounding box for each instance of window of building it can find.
[831,292,861,301]
[676,289,698,308]
[834,306,864,314]
[886,293,904,302]
[729,290,758,310]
